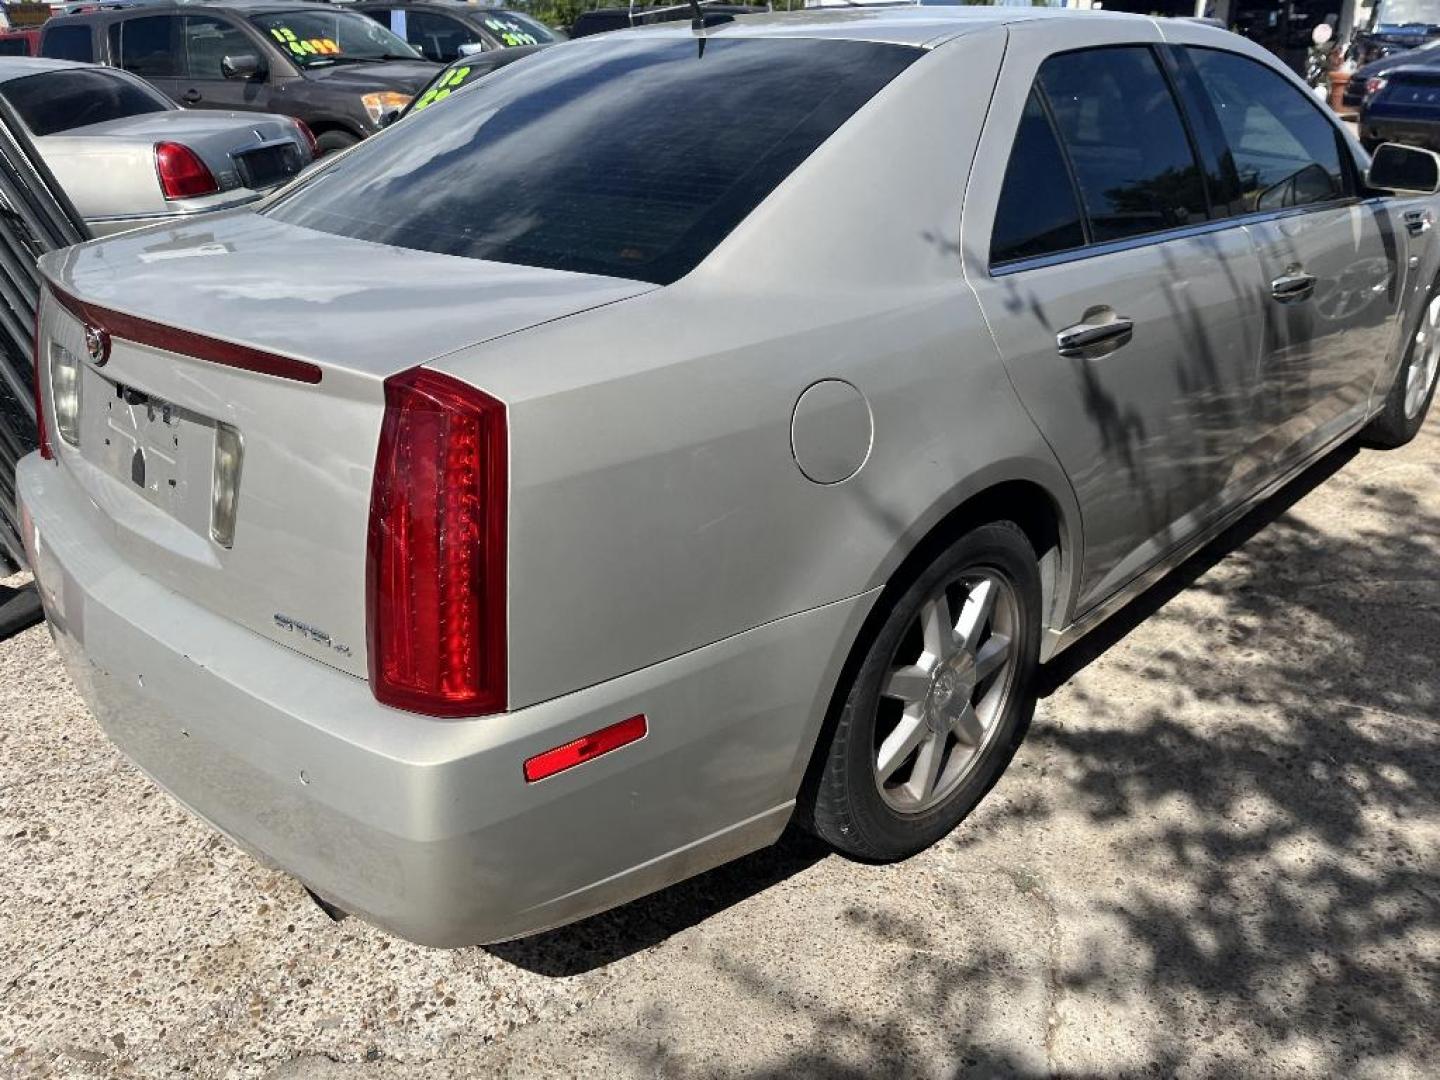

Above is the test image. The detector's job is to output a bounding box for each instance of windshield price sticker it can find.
[270,27,341,57]
[483,17,539,46]
[413,66,471,112]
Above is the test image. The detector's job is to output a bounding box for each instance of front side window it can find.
[1184,47,1348,213]
[1037,47,1210,243]
[116,15,182,78]
[267,38,918,285]
[40,25,93,63]
[991,89,1087,266]
[184,16,260,80]
[404,11,482,63]
[249,10,419,67]
[1,69,169,136]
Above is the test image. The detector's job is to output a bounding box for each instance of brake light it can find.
[294,119,319,160]
[154,142,218,200]
[367,367,506,716]
[31,297,49,461]
[1366,76,1389,97]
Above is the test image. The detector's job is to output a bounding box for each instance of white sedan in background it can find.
[0,56,312,236]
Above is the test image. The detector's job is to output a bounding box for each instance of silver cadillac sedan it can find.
[0,57,311,236]
[18,8,1440,945]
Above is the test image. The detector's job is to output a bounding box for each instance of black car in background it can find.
[396,39,549,117]
[39,0,439,152]
[354,1,559,64]
[1344,0,1440,106]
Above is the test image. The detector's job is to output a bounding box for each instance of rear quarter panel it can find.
[428,28,1081,713]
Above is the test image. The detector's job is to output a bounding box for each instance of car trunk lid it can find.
[37,214,654,682]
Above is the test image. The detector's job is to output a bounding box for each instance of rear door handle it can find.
[1056,315,1134,359]
[181,89,202,105]
[1270,272,1316,303]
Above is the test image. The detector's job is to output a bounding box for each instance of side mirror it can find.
[221,53,263,80]
[1368,142,1440,195]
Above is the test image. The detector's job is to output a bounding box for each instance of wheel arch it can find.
[790,463,1082,827]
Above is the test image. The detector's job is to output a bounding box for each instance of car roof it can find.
[601,6,1160,49]
[48,0,374,23]
[0,56,99,83]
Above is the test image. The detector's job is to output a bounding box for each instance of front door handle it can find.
[1056,314,1134,359]
[1405,208,1433,236]
[1270,272,1317,303]
[181,88,202,104]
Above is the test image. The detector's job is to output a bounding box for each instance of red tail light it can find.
[294,119,319,160]
[153,142,218,200]
[367,367,507,716]
[32,294,49,461]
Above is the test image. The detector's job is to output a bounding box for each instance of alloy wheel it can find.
[1407,294,1440,420]
[872,569,1021,815]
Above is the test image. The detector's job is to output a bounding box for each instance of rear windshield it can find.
[1,68,169,136]
[266,37,918,284]
[250,9,420,66]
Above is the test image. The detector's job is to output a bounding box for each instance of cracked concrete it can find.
[1,419,1438,1079]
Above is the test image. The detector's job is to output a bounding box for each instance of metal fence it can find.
[0,97,88,573]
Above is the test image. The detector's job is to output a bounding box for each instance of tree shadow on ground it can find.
[489,427,1439,1077]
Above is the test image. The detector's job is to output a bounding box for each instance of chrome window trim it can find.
[988,197,1363,278]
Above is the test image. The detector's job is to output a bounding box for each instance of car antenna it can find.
[689,0,733,33]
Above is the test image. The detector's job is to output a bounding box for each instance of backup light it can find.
[211,422,243,548]
[367,367,507,716]
[49,343,80,448]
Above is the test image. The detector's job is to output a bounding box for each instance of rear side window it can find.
[267,38,918,285]
[1184,47,1348,212]
[1037,47,1210,243]
[991,89,1087,265]
[0,69,169,136]
[403,11,482,63]
[116,15,182,78]
[40,25,93,63]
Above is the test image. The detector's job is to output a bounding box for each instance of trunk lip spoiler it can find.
[46,282,324,386]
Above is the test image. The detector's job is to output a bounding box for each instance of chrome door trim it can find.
[988,198,1363,279]
[1040,407,1372,663]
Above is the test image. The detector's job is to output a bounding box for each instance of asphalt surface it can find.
[2,416,1437,1079]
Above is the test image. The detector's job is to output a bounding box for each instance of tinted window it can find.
[0,38,31,58]
[249,10,419,68]
[267,38,918,285]
[991,89,1087,265]
[40,25,93,63]
[184,15,259,80]
[1,68,169,135]
[1038,47,1210,243]
[1185,47,1347,212]
[117,15,181,78]
[404,11,481,63]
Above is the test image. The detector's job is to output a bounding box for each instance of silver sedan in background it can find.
[19,9,1440,945]
[0,56,312,236]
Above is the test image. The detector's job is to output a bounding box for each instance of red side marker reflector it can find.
[48,284,322,385]
[523,714,647,783]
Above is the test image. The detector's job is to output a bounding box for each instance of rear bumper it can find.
[1360,113,1440,151]
[18,454,867,945]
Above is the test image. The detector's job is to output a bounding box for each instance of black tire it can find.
[807,521,1042,861]
[1365,279,1440,449]
[315,130,360,156]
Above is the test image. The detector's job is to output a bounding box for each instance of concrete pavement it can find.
[1,418,1437,1079]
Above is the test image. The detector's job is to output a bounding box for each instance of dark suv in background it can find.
[40,0,439,152]
[354,1,558,64]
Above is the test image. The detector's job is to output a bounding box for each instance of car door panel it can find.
[176,15,275,112]
[964,28,1270,613]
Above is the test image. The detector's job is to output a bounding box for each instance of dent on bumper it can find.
[18,454,870,945]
